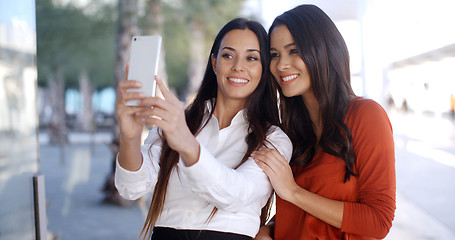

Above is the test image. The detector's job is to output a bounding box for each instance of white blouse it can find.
[115,106,292,237]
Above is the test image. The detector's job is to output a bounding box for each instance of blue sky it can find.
[0,0,36,29]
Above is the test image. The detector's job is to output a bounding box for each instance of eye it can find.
[289,49,299,54]
[247,55,259,61]
[270,52,280,59]
[222,53,234,59]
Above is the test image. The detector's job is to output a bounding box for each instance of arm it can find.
[183,127,292,212]
[115,129,162,200]
[340,100,396,238]
[114,64,162,200]
[115,63,147,171]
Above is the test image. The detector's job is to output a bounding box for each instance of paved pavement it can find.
[38,129,455,240]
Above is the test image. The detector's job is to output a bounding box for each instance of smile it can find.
[228,77,249,84]
[281,74,298,82]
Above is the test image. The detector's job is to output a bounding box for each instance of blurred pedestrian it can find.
[450,93,455,120]
[115,18,292,240]
[253,5,396,240]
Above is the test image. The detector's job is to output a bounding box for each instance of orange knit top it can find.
[274,98,396,239]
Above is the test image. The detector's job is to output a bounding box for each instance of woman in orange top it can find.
[253,5,396,240]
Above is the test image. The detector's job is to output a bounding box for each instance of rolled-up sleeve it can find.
[114,128,162,200]
[181,126,292,212]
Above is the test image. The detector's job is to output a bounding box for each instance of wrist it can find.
[179,136,200,166]
[119,134,142,148]
[283,182,301,203]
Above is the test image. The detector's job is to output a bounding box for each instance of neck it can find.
[213,97,245,130]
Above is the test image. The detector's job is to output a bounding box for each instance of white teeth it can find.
[282,74,298,82]
[228,78,248,83]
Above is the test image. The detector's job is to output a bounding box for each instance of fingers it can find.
[252,148,285,165]
[120,92,146,103]
[137,97,182,131]
[118,79,143,91]
[139,95,168,108]
[155,77,180,104]
[125,61,130,80]
[254,157,275,176]
[255,148,287,164]
[117,80,145,107]
[251,150,278,175]
[251,148,288,176]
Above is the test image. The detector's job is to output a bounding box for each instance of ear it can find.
[211,54,217,74]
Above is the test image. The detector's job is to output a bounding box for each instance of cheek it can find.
[251,65,262,81]
[216,58,233,72]
[270,68,279,82]
[269,62,278,75]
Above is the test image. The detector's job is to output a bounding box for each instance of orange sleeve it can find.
[341,100,396,238]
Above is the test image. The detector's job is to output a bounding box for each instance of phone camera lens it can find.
[134,37,136,41]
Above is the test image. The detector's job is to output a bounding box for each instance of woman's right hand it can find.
[115,63,147,141]
[254,225,273,240]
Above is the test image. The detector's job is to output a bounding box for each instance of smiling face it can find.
[269,25,312,99]
[211,29,262,104]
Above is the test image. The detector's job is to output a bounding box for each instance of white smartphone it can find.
[126,35,162,106]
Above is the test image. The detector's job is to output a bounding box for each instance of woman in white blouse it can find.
[115,18,292,240]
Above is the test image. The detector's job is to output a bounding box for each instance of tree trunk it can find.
[187,20,205,102]
[113,0,139,139]
[145,0,167,98]
[78,70,94,132]
[48,70,68,145]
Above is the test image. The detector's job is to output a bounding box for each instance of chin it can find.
[281,90,297,98]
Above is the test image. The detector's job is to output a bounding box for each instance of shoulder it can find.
[349,97,387,115]
[267,125,290,141]
[347,97,392,129]
[347,98,394,153]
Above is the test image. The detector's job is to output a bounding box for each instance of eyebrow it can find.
[222,46,260,53]
[270,42,296,51]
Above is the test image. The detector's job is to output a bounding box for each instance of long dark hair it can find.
[269,5,356,182]
[139,18,280,239]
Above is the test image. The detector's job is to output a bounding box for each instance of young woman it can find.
[114,18,292,240]
[253,5,396,240]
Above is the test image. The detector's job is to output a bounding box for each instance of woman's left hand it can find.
[252,148,298,202]
[138,77,200,165]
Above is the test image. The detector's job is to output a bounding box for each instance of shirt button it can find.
[187,212,192,217]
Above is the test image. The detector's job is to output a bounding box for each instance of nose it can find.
[232,58,245,72]
[277,56,290,71]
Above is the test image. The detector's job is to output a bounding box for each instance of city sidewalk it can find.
[38,131,455,240]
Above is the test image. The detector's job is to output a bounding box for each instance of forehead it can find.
[219,29,260,51]
[270,25,294,46]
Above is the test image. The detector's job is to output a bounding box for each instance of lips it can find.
[280,74,298,86]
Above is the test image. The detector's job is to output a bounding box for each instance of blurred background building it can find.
[0,0,454,239]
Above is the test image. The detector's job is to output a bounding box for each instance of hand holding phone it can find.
[126,35,162,106]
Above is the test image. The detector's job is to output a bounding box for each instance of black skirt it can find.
[151,227,253,240]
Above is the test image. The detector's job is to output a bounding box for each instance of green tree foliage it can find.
[157,0,245,97]
[36,0,116,90]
